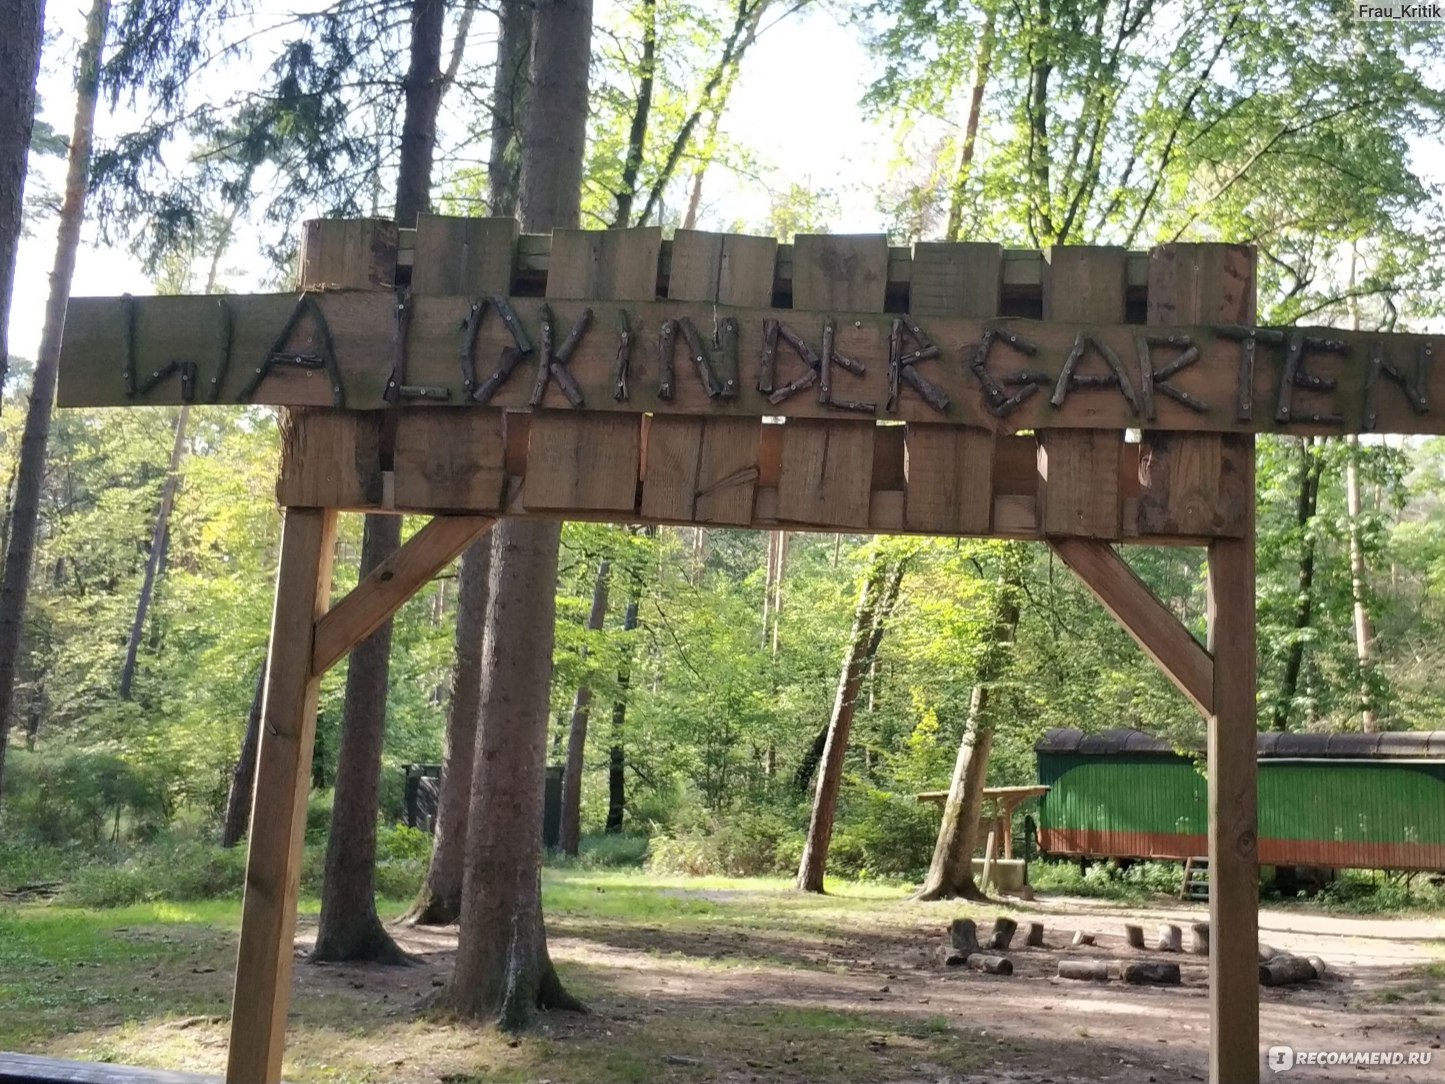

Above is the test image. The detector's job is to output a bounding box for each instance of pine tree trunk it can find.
[403,538,489,925]
[407,0,532,926]
[0,0,45,398]
[559,559,610,856]
[0,0,109,810]
[220,663,266,848]
[120,405,189,700]
[916,549,1024,901]
[1344,435,1378,731]
[311,0,450,963]
[438,0,593,1026]
[943,9,994,243]
[797,559,904,893]
[605,598,637,833]
[311,514,409,964]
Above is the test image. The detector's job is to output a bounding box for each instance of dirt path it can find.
[284,890,1443,1083]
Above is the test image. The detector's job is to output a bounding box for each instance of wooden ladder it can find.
[1182,856,1210,901]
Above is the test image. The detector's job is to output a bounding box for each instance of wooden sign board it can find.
[58,291,1436,436]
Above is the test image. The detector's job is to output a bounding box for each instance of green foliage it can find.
[3,749,168,846]
[1310,870,1445,915]
[1030,859,1184,902]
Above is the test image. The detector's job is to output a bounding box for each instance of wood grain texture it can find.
[1049,538,1213,714]
[312,516,493,675]
[228,508,337,1084]
[410,215,517,296]
[275,410,381,508]
[776,418,873,529]
[299,218,397,290]
[546,227,662,301]
[524,412,641,511]
[57,292,1442,434]
[910,242,1003,318]
[791,234,889,311]
[392,410,508,512]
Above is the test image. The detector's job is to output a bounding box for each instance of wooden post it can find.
[226,508,337,1084]
[1207,456,1259,1083]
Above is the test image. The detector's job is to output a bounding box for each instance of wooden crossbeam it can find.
[312,515,494,675]
[58,291,1440,436]
[1049,538,1214,714]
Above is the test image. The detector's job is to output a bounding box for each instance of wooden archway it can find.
[58,217,1443,1084]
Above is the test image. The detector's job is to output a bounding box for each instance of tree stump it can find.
[1120,960,1182,985]
[1259,954,1317,986]
[1189,922,1210,956]
[966,953,1013,975]
[1124,923,1145,949]
[989,916,1018,951]
[1307,955,1328,980]
[1018,885,1035,902]
[1025,921,1045,947]
[1058,958,1112,982]
[950,918,980,955]
[1155,924,1182,952]
[939,947,968,967]
[1258,943,1279,962]
[1071,930,1096,948]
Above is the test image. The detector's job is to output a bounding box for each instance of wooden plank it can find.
[1049,538,1214,714]
[275,410,380,508]
[57,291,1443,436]
[393,410,508,512]
[312,515,493,675]
[228,508,337,1084]
[0,1053,221,1084]
[524,412,641,512]
[776,418,873,528]
[1206,439,1260,1084]
[670,229,778,307]
[1138,245,1256,537]
[791,233,888,311]
[695,416,760,524]
[639,414,702,520]
[905,241,1001,534]
[299,218,396,290]
[410,215,517,296]
[546,227,662,300]
[1037,246,1127,538]
[910,242,1003,318]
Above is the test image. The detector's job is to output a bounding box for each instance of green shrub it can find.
[68,839,247,907]
[828,788,937,879]
[305,790,334,842]
[376,823,432,863]
[3,750,169,846]
[553,832,650,869]
[647,811,798,876]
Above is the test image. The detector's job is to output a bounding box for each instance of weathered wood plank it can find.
[695,416,760,524]
[0,1053,222,1084]
[776,418,873,529]
[300,218,396,290]
[1037,247,1127,538]
[639,414,702,520]
[546,227,661,301]
[910,242,1002,319]
[392,410,508,512]
[228,508,337,1084]
[791,234,889,312]
[524,413,641,512]
[312,516,493,675]
[1049,538,1214,714]
[275,410,381,508]
[57,291,1442,435]
[410,215,518,297]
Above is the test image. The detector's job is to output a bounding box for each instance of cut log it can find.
[966,953,1013,975]
[1260,954,1317,987]
[1189,922,1210,956]
[1124,923,1145,949]
[1018,885,1035,902]
[939,947,967,967]
[1120,961,1182,986]
[1156,924,1182,952]
[1306,955,1328,980]
[1258,943,1279,962]
[950,918,980,955]
[1058,958,1112,982]
[1070,931,1096,948]
[989,916,1018,951]
[1025,921,1044,948]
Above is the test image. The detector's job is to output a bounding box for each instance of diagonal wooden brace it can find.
[312,514,494,675]
[1049,537,1214,716]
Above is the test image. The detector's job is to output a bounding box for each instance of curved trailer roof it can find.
[1036,727,1445,760]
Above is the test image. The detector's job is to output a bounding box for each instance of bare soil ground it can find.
[4,875,1442,1083]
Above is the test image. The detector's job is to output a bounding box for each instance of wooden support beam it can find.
[227,507,337,1084]
[1207,438,1260,1084]
[1049,538,1214,715]
[312,515,494,675]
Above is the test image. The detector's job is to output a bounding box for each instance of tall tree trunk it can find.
[1344,435,1378,731]
[610,0,656,228]
[797,558,905,893]
[0,0,46,398]
[119,405,189,700]
[406,0,532,927]
[916,547,1024,902]
[221,663,266,848]
[1271,437,1321,733]
[312,0,448,964]
[943,8,994,243]
[559,559,610,856]
[0,0,109,809]
[437,0,593,1027]
[605,598,638,833]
